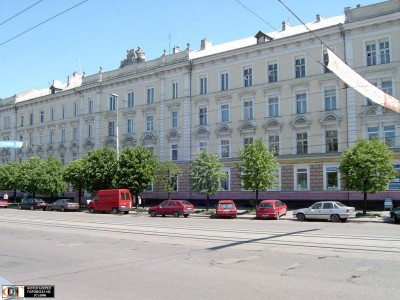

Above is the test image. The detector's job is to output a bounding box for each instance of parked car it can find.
[390,207,400,223]
[148,200,194,217]
[216,200,237,218]
[87,189,132,214]
[47,199,79,212]
[256,199,287,220]
[18,198,47,210]
[0,199,8,208]
[293,201,355,222]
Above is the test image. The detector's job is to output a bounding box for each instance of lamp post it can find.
[111,93,119,155]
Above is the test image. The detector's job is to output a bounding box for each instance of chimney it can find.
[282,21,291,31]
[200,38,212,50]
[316,14,323,22]
[172,46,180,54]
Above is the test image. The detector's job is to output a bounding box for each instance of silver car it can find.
[293,201,355,222]
[47,199,79,212]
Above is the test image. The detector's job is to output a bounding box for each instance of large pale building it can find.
[1,0,400,204]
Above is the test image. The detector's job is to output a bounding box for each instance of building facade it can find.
[1,1,399,203]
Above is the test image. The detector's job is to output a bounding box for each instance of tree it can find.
[0,161,22,201]
[41,157,67,198]
[82,147,118,194]
[238,138,278,205]
[155,161,182,200]
[116,146,158,208]
[190,150,225,210]
[64,159,86,206]
[339,138,396,215]
[19,157,48,197]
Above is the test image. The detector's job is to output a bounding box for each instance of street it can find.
[0,209,399,300]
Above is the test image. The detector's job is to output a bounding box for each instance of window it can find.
[366,39,390,65]
[20,115,24,127]
[61,129,66,143]
[220,169,230,191]
[88,124,93,139]
[127,92,135,107]
[199,141,208,152]
[39,132,43,146]
[323,52,330,73]
[171,111,178,128]
[296,168,308,190]
[220,103,229,122]
[171,144,178,161]
[40,111,44,123]
[325,88,337,110]
[268,62,278,83]
[72,152,78,161]
[127,118,134,134]
[380,40,390,64]
[326,130,338,152]
[108,121,115,136]
[384,125,395,147]
[29,133,33,146]
[296,92,307,114]
[172,81,178,99]
[147,87,155,103]
[3,116,10,129]
[88,98,93,114]
[199,107,207,125]
[269,135,279,153]
[72,127,78,141]
[366,42,376,66]
[146,115,154,131]
[244,137,253,147]
[73,102,78,117]
[221,139,230,158]
[244,67,252,87]
[60,153,65,166]
[50,107,55,121]
[297,133,308,154]
[109,96,116,111]
[200,76,207,95]
[326,167,339,190]
[49,131,54,144]
[295,57,305,78]
[62,106,66,119]
[268,96,279,117]
[382,80,393,95]
[368,126,378,139]
[243,99,254,120]
[220,71,229,91]
[30,113,33,125]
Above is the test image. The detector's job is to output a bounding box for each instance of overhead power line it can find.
[0,0,44,27]
[0,0,89,47]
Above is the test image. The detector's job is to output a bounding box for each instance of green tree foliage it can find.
[238,138,278,204]
[19,157,48,196]
[339,139,396,215]
[0,161,21,200]
[63,159,86,205]
[155,161,182,200]
[116,146,158,207]
[41,157,68,197]
[82,147,118,194]
[190,150,225,210]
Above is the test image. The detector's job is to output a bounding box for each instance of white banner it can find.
[0,140,24,148]
[326,48,400,113]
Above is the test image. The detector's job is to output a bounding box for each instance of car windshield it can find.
[335,202,346,207]
[259,202,273,208]
[219,203,234,209]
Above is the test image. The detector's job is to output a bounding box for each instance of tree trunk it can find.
[206,194,210,211]
[363,192,367,215]
[13,188,16,203]
[168,192,171,200]
[78,188,82,207]
[255,189,259,207]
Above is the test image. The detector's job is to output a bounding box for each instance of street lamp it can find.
[111,93,119,155]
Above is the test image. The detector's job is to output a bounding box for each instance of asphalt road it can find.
[0,209,399,300]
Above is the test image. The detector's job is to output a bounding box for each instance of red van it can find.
[87,189,132,214]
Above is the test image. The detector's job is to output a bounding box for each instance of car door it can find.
[157,200,168,215]
[306,202,323,219]
[166,201,176,215]
[321,202,334,219]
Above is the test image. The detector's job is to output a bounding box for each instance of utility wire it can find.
[0,0,44,27]
[0,0,89,47]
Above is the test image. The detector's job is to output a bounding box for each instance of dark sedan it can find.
[18,198,47,210]
[391,207,400,223]
[47,199,79,212]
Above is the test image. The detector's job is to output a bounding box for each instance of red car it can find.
[216,200,237,218]
[256,199,287,220]
[148,200,194,218]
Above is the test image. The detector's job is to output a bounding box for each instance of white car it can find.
[293,201,355,222]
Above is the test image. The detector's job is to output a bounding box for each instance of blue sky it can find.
[0,0,381,99]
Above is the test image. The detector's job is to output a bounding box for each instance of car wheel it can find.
[162,215,166,217]
[394,214,399,224]
[183,214,189,218]
[124,211,129,214]
[61,206,65,212]
[47,206,52,211]
[331,214,340,223]
[111,208,118,214]
[150,210,156,217]
[340,218,348,223]
[173,211,179,218]
[89,207,94,213]
[30,205,34,210]
[296,213,306,222]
